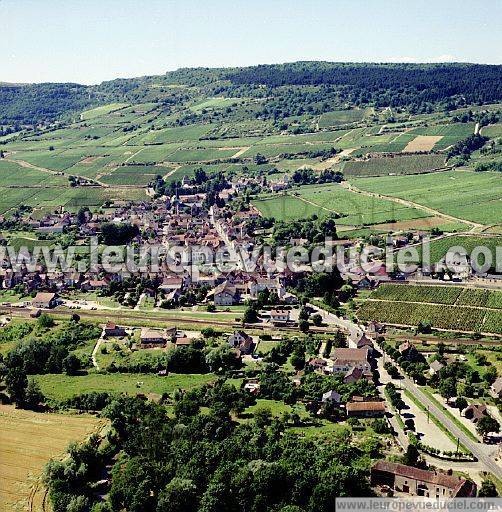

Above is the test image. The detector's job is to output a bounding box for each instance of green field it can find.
[167,147,239,163]
[424,235,502,264]
[190,97,243,113]
[252,194,320,221]
[253,184,431,226]
[297,184,429,225]
[100,164,167,185]
[80,103,129,120]
[481,123,502,138]
[407,123,475,150]
[242,142,334,158]
[359,284,502,334]
[0,160,66,187]
[358,300,488,333]
[318,109,369,127]
[34,372,217,401]
[343,154,445,177]
[350,170,502,225]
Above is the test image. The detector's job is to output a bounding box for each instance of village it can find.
[0,161,501,501]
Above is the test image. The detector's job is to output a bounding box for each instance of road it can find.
[309,301,502,479]
[373,338,502,480]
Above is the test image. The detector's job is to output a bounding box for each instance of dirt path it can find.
[313,148,355,171]
[7,156,109,187]
[340,181,484,230]
[91,336,104,370]
[294,194,342,216]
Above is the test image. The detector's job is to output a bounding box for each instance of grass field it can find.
[350,170,502,225]
[343,154,445,177]
[0,405,104,512]
[34,372,217,401]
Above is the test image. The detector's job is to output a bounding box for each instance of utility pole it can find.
[427,406,429,423]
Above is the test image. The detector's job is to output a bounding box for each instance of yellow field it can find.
[0,405,105,512]
[402,135,443,152]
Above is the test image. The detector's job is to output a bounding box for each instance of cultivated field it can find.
[342,154,445,177]
[253,183,432,226]
[358,284,502,334]
[402,135,443,152]
[0,405,104,512]
[424,235,502,264]
[406,123,475,150]
[318,109,369,127]
[350,170,502,226]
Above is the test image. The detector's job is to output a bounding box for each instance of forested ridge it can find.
[1,61,501,125]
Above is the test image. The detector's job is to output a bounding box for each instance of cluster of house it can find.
[308,328,378,379]
[0,179,302,310]
[102,321,194,350]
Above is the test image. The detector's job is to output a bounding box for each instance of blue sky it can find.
[2,0,501,84]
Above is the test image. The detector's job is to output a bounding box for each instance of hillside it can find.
[1,61,502,126]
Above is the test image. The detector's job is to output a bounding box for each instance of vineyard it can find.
[342,154,445,177]
[370,284,462,304]
[358,284,502,334]
[424,235,502,265]
[358,301,488,332]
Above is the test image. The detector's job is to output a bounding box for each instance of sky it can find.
[2,0,501,85]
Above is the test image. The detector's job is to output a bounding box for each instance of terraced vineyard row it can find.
[370,284,462,304]
[359,284,502,334]
[358,301,488,332]
[370,283,502,309]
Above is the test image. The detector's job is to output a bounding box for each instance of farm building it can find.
[104,321,126,338]
[31,292,58,309]
[371,461,476,497]
[346,400,386,418]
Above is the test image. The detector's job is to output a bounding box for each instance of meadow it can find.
[0,405,104,512]
[350,170,502,225]
[34,372,217,401]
